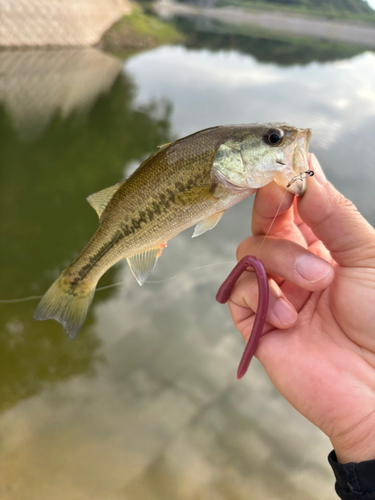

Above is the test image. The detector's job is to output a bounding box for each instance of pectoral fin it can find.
[87,183,121,218]
[127,244,167,286]
[192,211,224,238]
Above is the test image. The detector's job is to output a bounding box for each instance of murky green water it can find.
[1,21,374,500]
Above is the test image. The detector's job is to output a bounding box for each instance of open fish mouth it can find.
[282,128,312,196]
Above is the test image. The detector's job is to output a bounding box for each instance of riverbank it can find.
[155,0,375,48]
[218,0,375,25]
[100,4,183,54]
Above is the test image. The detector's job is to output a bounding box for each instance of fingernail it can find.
[295,254,331,283]
[274,298,298,325]
[309,154,326,184]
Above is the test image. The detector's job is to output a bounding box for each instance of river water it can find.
[0,17,374,500]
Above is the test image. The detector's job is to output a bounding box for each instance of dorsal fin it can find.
[157,142,172,150]
[127,244,167,286]
[87,183,121,219]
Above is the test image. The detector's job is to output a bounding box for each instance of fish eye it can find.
[263,129,284,147]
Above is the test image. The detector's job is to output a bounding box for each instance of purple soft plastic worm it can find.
[216,256,269,379]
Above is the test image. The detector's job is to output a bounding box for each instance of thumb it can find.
[298,155,375,268]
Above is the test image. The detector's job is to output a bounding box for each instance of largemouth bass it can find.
[34,123,311,338]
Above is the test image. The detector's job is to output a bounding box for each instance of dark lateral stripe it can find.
[76,230,123,281]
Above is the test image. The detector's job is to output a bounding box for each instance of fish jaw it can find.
[274,128,312,196]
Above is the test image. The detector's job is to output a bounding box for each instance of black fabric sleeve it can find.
[328,450,375,499]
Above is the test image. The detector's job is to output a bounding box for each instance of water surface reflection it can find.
[0,48,171,414]
[126,45,375,223]
[172,13,370,65]
[0,49,121,142]
[1,35,374,499]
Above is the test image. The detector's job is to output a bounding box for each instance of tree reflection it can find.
[0,50,172,412]
[173,15,370,65]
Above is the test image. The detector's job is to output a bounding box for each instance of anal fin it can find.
[127,244,167,286]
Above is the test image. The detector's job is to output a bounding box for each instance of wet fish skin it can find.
[34,123,311,338]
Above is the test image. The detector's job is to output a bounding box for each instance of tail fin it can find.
[34,274,96,339]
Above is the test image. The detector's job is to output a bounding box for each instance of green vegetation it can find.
[101,4,184,53]
[251,0,373,14]
[177,0,375,23]
[228,0,375,23]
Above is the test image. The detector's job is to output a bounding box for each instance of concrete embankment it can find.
[0,0,131,47]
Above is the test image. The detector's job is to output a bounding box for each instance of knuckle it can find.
[335,192,357,213]
[270,224,294,240]
[236,237,254,260]
[309,188,359,229]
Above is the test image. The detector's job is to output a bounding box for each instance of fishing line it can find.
[0,295,44,304]
[0,262,237,304]
[254,188,289,258]
[74,261,236,289]
[254,170,314,258]
[146,261,236,284]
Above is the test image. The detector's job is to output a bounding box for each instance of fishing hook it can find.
[286,169,314,188]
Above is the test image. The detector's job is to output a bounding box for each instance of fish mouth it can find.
[275,128,312,196]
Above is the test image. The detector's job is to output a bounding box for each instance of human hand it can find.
[228,154,375,464]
